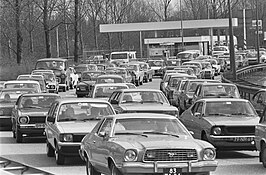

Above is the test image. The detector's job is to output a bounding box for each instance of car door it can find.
[255,107,266,151]
[180,102,199,132]
[45,102,59,148]
[190,101,204,139]
[90,118,113,171]
[252,91,266,117]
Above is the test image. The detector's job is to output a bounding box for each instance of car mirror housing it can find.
[194,112,202,118]
[98,131,107,138]
[47,116,55,123]
[110,99,118,104]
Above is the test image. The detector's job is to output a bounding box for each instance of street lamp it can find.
[180,0,184,51]
[228,0,236,80]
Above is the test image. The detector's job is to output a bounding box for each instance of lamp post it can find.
[180,0,184,51]
[256,0,260,63]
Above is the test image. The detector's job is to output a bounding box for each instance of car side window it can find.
[191,103,199,114]
[98,118,113,135]
[52,103,59,119]
[195,102,203,115]
[109,92,117,102]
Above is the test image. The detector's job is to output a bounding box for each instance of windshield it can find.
[74,67,88,73]
[82,72,101,81]
[57,102,114,122]
[35,61,65,70]
[205,101,257,116]
[94,85,128,98]
[0,91,35,103]
[4,83,40,91]
[19,96,58,109]
[177,53,192,59]
[96,77,123,83]
[202,84,240,98]
[148,61,164,67]
[121,91,169,104]
[113,118,189,136]
[111,53,128,60]
[246,53,257,58]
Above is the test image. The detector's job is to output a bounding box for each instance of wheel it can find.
[46,141,55,157]
[62,87,66,92]
[110,162,123,175]
[135,79,140,86]
[55,144,65,165]
[261,144,266,168]
[77,94,83,98]
[140,79,143,85]
[16,128,23,143]
[149,76,152,82]
[86,159,101,175]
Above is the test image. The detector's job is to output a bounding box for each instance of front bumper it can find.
[58,142,81,156]
[118,160,217,174]
[209,135,256,150]
[18,124,46,136]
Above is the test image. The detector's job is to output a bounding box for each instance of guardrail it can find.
[222,63,266,100]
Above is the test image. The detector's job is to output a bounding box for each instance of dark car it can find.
[108,89,179,117]
[180,98,260,150]
[95,74,125,84]
[0,88,38,130]
[251,89,266,117]
[79,113,217,175]
[76,70,104,97]
[11,93,60,143]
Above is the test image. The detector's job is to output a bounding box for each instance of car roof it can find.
[94,83,129,87]
[107,113,177,119]
[201,82,236,86]
[37,58,67,61]
[113,88,162,93]
[0,88,37,92]
[98,74,123,78]
[170,74,196,78]
[20,93,60,97]
[199,98,249,103]
[4,80,40,84]
[186,79,220,82]
[55,98,111,104]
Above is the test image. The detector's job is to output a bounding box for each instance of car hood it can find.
[20,108,49,116]
[112,135,211,150]
[203,116,260,126]
[0,102,16,108]
[57,121,99,133]
[120,103,177,111]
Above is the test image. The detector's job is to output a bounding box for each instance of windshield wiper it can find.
[80,117,101,121]
[208,113,231,117]
[24,106,42,109]
[141,101,163,104]
[59,118,77,122]
[231,113,255,117]
[115,132,148,137]
[143,131,179,138]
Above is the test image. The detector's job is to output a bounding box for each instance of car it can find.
[180,98,260,150]
[105,67,133,83]
[212,46,230,56]
[95,74,125,84]
[35,58,71,92]
[176,50,201,64]
[127,62,144,86]
[0,88,38,130]
[182,61,203,75]
[251,89,266,117]
[160,72,183,95]
[255,105,266,167]
[31,70,59,93]
[204,59,221,75]
[148,59,166,77]
[17,74,48,93]
[3,80,42,93]
[89,83,129,101]
[108,89,179,117]
[11,93,60,143]
[180,64,201,78]
[192,83,241,104]
[173,67,196,76]
[215,57,227,72]
[76,70,105,98]
[79,113,218,175]
[138,62,154,82]
[196,61,215,79]
[164,73,197,103]
[178,79,220,114]
[74,64,98,80]
[45,98,116,165]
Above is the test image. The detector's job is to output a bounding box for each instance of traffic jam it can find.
[1,48,266,175]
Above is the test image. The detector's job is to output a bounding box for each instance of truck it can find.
[109,51,136,64]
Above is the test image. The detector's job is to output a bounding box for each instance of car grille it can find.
[0,107,12,116]
[144,149,198,162]
[73,134,86,142]
[28,116,46,124]
[224,126,255,136]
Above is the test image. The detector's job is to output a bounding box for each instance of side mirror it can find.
[110,99,118,104]
[189,131,194,135]
[98,131,106,137]
[47,116,55,123]
[194,112,202,118]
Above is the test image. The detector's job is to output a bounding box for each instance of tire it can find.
[135,79,140,86]
[46,141,55,157]
[140,78,143,85]
[77,94,83,98]
[149,76,152,82]
[261,144,266,168]
[86,159,101,175]
[16,128,23,143]
[63,87,66,92]
[55,144,65,165]
[110,162,123,175]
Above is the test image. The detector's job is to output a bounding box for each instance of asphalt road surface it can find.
[0,78,265,175]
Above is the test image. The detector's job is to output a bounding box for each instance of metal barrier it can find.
[222,63,266,100]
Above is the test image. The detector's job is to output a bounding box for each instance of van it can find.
[110,51,136,64]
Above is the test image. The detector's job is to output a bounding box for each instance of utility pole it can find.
[228,0,236,80]
[256,0,260,63]
[180,0,184,52]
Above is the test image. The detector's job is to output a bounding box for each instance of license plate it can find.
[233,137,254,142]
[35,123,45,128]
[163,168,182,175]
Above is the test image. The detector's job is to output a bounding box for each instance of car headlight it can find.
[124,149,137,161]
[18,116,29,124]
[212,127,222,135]
[203,148,216,160]
[59,134,73,142]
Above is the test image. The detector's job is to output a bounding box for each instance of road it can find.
[0,78,266,175]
